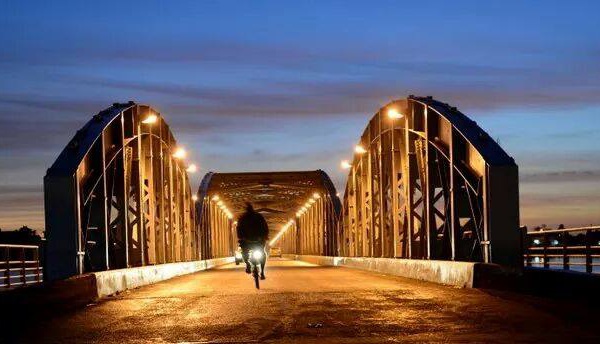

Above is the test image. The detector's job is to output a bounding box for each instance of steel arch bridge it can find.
[196,171,341,259]
[339,96,519,266]
[44,95,520,281]
[44,102,197,280]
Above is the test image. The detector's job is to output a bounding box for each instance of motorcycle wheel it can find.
[252,266,260,289]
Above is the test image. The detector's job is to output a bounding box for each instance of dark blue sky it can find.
[1,0,599,229]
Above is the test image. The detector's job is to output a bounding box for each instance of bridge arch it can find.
[45,102,197,280]
[340,96,520,266]
[196,171,341,259]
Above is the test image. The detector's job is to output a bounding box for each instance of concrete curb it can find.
[284,254,476,288]
[94,257,234,298]
[0,257,235,312]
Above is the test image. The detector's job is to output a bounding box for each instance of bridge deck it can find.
[8,259,600,343]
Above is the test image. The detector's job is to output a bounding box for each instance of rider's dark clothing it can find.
[236,204,269,276]
[236,206,269,242]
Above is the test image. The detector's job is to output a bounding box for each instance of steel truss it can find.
[341,96,520,266]
[45,102,198,280]
[197,171,341,257]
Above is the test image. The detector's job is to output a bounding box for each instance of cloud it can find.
[521,170,600,183]
[0,184,44,230]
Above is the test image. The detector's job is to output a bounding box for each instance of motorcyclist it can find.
[236,202,269,279]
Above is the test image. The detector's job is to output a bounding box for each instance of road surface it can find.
[7,258,600,343]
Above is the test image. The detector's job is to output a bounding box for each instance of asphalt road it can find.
[7,258,600,343]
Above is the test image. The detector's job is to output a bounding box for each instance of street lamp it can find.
[192,195,198,202]
[173,147,186,159]
[186,164,198,173]
[387,108,403,120]
[354,145,367,154]
[142,114,158,124]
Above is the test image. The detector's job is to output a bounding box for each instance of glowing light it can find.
[142,114,158,124]
[173,147,187,159]
[309,198,316,204]
[313,192,320,199]
[192,195,198,202]
[252,250,263,260]
[354,145,367,154]
[217,200,224,206]
[387,108,403,119]
[533,239,541,245]
[270,224,292,246]
[212,195,219,201]
[341,160,352,169]
[186,164,198,173]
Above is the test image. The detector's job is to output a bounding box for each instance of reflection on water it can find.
[525,257,599,273]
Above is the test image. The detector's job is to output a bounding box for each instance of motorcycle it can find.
[247,242,265,289]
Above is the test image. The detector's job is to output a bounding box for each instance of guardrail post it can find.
[4,246,9,288]
[585,229,592,273]
[35,247,41,283]
[20,247,26,286]
[543,232,549,269]
[562,233,569,270]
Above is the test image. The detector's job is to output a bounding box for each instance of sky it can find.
[0,0,599,231]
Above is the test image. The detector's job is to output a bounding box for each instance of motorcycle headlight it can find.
[252,250,263,260]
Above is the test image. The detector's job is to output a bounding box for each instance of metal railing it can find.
[523,226,600,273]
[0,244,43,289]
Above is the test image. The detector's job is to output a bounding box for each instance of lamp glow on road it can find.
[142,114,158,124]
[173,147,187,159]
[341,160,352,169]
[354,145,367,154]
[186,164,198,173]
[387,108,403,119]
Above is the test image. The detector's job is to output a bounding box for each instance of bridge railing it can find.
[523,226,600,273]
[0,244,43,289]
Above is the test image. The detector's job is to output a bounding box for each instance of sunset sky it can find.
[1,1,599,231]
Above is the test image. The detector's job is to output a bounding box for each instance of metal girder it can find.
[44,103,198,280]
[341,96,520,266]
[197,170,341,257]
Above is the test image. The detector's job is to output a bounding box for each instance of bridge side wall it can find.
[487,165,521,267]
[284,254,475,288]
[44,175,79,281]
